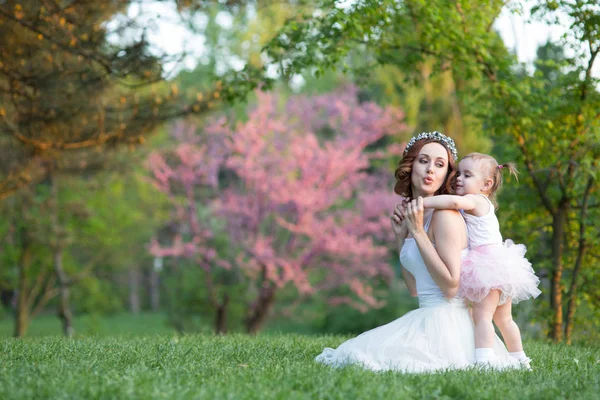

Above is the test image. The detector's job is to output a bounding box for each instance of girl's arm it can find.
[423,194,488,215]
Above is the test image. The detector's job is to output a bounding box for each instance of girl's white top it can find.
[461,195,503,248]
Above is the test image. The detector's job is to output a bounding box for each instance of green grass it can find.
[1,334,598,399]
[0,312,176,338]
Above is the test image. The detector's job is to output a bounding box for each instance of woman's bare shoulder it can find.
[431,208,464,223]
[430,209,467,240]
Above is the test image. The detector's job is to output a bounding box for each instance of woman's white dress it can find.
[315,214,521,373]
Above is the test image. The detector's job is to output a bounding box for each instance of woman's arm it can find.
[392,203,417,296]
[401,266,418,297]
[396,224,417,297]
[406,198,467,298]
[428,210,466,298]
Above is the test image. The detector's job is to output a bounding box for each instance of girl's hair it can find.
[394,138,457,198]
[461,152,519,208]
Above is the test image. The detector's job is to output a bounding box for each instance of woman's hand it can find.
[405,196,426,236]
[391,199,409,239]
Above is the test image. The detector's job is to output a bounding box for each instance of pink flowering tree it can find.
[147,86,407,334]
[146,122,234,333]
[216,87,407,333]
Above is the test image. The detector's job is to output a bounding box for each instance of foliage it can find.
[69,276,123,315]
[316,282,418,335]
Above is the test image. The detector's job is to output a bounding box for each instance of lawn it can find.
[0,312,177,338]
[1,332,599,399]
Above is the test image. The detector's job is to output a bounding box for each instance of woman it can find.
[315,131,520,373]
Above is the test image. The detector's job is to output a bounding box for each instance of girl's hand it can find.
[405,196,425,236]
[391,199,409,238]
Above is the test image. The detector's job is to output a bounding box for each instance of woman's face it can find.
[411,142,449,197]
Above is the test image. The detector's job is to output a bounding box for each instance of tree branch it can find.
[513,127,556,215]
[0,7,113,74]
[31,276,58,317]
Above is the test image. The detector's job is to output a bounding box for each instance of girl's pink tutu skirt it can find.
[459,240,541,304]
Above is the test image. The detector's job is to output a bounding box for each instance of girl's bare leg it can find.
[493,299,523,352]
[472,289,500,349]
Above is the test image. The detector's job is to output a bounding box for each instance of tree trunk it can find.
[550,202,567,343]
[215,293,229,335]
[564,248,585,345]
[149,263,161,312]
[50,173,74,338]
[14,245,32,338]
[168,258,184,334]
[128,266,141,314]
[564,179,592,345]
[245,285,276,335]
[54,248,74,338]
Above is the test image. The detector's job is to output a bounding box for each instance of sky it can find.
[124,1,598,79]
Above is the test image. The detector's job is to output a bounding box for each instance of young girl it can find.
[422,152,541,369]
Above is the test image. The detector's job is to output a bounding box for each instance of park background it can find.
[0,1,599,398]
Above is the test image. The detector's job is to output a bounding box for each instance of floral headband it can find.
[403,131,458,161]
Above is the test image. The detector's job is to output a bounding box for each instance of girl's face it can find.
[455,158,489,195]
[411,142,449,197]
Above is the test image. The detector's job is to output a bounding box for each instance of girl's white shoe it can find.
[510,351,533,371]
[519,357,533,371]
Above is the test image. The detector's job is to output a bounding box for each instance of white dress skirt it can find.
[315,295,521,373]
[315,216,522,373]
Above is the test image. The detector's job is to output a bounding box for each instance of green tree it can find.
[0,0,230,200]
[0,186,63,337]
